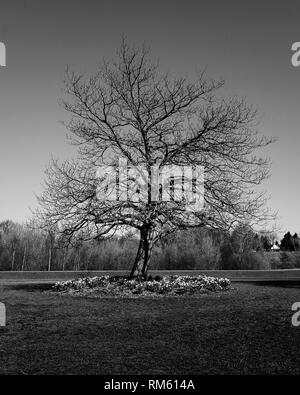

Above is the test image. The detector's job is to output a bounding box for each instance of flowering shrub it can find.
[53,274,231,297]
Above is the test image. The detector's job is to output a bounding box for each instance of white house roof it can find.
[271,244,280,250]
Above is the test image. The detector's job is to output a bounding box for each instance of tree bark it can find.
[48,247,52,271]
[11,249,16,271]
[22,246,27,271]
[130,226,155,278]
[62,251,66,271]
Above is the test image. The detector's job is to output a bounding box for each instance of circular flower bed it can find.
[52,274,231,297]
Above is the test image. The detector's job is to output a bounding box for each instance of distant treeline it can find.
[279,232,300,251]
[0,220,299,271]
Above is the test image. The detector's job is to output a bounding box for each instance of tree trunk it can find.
[62,251,66,271]
[11,249,16,271]
[21,246,27,271]
[130,226,155,278]
[48,247,52,271]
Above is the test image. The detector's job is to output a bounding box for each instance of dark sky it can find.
[0,0,300,236]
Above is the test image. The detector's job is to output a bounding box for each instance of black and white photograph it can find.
[0,0,300,382]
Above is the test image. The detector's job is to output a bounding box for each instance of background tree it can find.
[293,233,300,251]
[260,234,273,251]
[45,229,56,272]
[229,223,256,267]
[0,220,21,270]
[280,232,295,251]
[37,39,275,278]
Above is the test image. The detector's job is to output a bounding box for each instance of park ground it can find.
[0,279,300,375]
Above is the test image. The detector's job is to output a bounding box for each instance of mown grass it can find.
[0,281,300,375]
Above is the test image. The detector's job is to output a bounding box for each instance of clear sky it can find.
[0,0,299,237]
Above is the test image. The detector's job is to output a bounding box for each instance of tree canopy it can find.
[37,39,275,277]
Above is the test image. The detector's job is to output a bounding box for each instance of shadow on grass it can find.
[252,280,300,289]
[5,283,54,292]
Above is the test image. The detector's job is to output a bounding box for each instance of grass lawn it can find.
[0,281,300,375]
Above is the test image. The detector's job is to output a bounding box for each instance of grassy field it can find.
[0,281,300,375]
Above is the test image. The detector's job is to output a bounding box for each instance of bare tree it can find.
[0,220,21,271]
[45,228,56,272]
[37,39,275,278]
